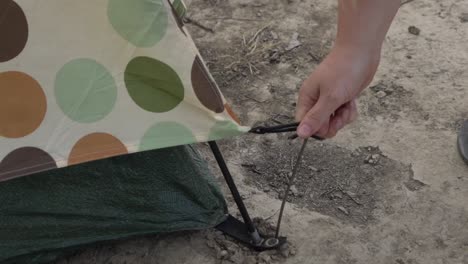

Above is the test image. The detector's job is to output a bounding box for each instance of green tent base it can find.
[0,142,286,264]
[1,145,227,263]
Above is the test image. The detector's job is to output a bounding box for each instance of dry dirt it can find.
[58,0,468,263]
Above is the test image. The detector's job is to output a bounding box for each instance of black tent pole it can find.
[208,141,261,241]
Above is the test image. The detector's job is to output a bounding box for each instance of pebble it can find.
[375,91,387,98]
[258,252,272,263]
[279,243,290,258]
[337,206,350,215]
[332,192,343,199]
[408,25,420,36]
[460,13,468,23]
[290,185,299,196]
[206,240,217,249]
[270,31,279,40]
[217,250,229,259]
[244,256,257,264]
[308,166,319,172]
[229,251,245,264]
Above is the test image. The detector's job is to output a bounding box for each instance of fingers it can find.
[308,100,359,139]
[326,102,351,138]
[316,119,331,138]
[295,77,319,122]
[297,95,338,138]
[325,100,358,138]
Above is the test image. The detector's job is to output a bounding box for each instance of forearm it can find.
[335,0,400,54]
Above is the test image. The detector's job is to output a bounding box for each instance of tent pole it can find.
[208,142,259,237]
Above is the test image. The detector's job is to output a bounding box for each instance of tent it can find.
[0,0,288,262]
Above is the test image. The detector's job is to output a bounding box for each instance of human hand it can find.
[295,45,381,138]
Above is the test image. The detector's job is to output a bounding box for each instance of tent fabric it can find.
[0,0,248,183]
[0,145,228,264]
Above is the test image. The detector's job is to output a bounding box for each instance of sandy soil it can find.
[59,0,468,263]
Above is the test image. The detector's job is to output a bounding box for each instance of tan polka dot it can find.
[225,104,241,125]
[0,71,47,138]
[69,133,128,165]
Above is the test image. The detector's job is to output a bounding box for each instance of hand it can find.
[295,45,381,138]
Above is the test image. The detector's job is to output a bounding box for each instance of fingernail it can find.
[298,124,312,138]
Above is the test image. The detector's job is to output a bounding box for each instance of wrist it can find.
[332,41,382,60]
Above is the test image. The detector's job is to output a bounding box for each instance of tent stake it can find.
[208,141,261,243]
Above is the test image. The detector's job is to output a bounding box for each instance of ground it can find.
[58,0,468,263]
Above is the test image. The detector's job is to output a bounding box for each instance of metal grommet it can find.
[264,238,280,247]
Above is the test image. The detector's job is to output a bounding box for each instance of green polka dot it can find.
[209,121,245,141]
[125,56,184,113]
[108,0,168,47]
[55,59,117,123]
[140,122,195,151]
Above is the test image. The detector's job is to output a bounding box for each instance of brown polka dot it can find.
[0,147,57,182]
[69,133,128,165]
[0,0,28,62]
[225,104,241,125]
[191,56,224,113]
[0,71,47,138]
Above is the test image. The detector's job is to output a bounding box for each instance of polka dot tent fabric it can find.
[0,0,248,182]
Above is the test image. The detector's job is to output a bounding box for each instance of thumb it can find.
[297,95,339,138]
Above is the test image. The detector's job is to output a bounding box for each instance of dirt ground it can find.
[59,0,468,263]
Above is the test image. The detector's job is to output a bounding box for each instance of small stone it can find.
[258,252,272,263]
[217,250,229,259]
[206,239,217,249]
[230,251,245,264]
[459,13,468,23]
[364,155,372,163]
[243,256,257,264]
[290,185,299,196]
[337,206,349,215]
[225,241,240,254]
[308,166,318,172]
[408,26,420,36]
[309,193,314,199]
[263,186,271,193]
[332,192,343,199]
[279,243,290,258]
[375,91,387,98]
[290,247,297,256]
[286,32,301,51]
[270,31,279,40]
[406,55,412,59]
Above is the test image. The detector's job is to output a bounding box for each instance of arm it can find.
[296,0,400,138]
